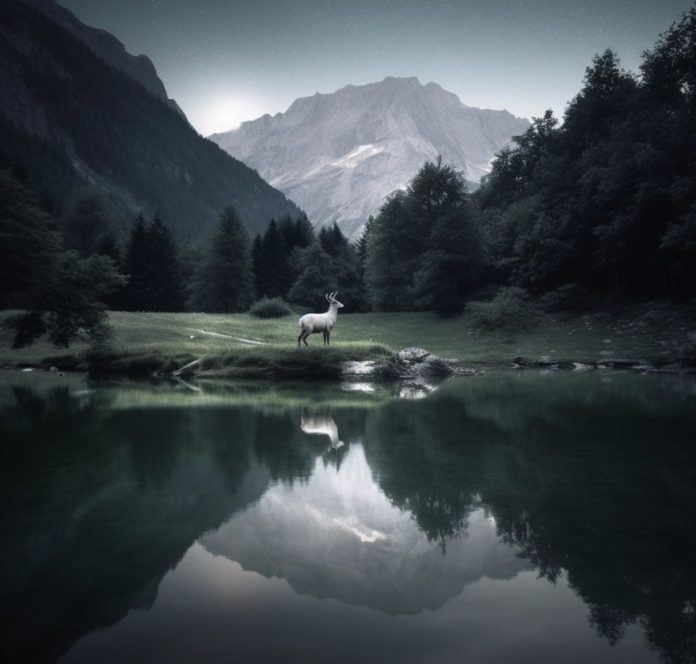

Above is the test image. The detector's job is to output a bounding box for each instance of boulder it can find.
[395,347,455,379]
[364,347,455,383]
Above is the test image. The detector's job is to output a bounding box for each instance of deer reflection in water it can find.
[300,411,344,451]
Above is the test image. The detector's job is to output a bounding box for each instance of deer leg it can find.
[326,328,331,345]
[303,331,310,347]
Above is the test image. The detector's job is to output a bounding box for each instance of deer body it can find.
[298,292,344,346]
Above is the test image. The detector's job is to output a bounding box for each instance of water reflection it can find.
[203,444,530,614]
[1,371,695,663]
[300,411,344,450]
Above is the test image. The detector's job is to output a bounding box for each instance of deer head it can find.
[325,291,344,308]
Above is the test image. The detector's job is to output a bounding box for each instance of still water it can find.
[1,370,695,664]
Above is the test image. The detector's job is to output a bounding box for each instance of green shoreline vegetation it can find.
[1,301,695,378]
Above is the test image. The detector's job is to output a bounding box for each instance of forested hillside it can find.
[0,1,300,240]
[363,8,696,314]
[475,10,696,298]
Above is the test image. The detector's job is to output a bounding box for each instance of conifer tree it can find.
[189,206,253,312]
[251,233,264,299]
[253,219,290,298]
[119,214,149,311]
[117,214,184,311]
[287,242,338,310]
[0,168,62,309]
[145,214,185,311]
[59,188,119,257]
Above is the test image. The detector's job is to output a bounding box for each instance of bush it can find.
[248,297,293,318]
[537,283,590,312]
[466,287,542,331]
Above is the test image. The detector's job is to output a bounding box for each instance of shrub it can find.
[537,283,590,312]
[466,287,542,331]
[248,296,293,318]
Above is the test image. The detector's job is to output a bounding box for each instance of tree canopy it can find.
[366,157,485,313]
[0,167,123,348]
[474,17,696,297]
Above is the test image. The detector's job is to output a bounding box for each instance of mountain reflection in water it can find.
[1,371,695,664]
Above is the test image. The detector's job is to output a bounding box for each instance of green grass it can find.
[197,343,392,379]
[1,301,694,375]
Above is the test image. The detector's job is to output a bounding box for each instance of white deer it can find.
[297,292,344,347]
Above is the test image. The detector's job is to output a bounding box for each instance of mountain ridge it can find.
[0,0,300,239]
[211,77,529,239]
[27,0,184,117]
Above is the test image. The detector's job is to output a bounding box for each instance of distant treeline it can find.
[108,207,370,315]
[0,158,370,348]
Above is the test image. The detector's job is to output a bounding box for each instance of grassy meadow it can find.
[1,301,694,376]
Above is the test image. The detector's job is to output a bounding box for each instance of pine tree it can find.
[189,206,253,312]
[318,222,350,258]
[117,214,185,311]
[253,219,290,298]
[356,215,374,274]
[251,234,264,299]
[0,168,62,309]
[145,214,185,311]
[280,212,315,288]
[353,215,375,312]
[59,188,120,257]
[316,222,365,311]
[119,214,149,311]
[287,242,338,310]
[292,213,315,248]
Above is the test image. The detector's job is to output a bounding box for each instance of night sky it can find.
[59,0,695,135]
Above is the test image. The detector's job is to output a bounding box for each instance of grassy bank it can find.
[1,301,695,376]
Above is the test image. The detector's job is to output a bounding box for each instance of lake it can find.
[1,369,695,664]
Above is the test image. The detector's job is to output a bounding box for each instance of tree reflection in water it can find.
[364,373,696,664]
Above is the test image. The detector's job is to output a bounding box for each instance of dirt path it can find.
[190,329,266,345]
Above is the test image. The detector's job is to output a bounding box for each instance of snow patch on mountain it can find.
[332,144,385,169]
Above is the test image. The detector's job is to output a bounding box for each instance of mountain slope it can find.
[0,0,300,239]
[23,0,184,117]
[211,77,529,239]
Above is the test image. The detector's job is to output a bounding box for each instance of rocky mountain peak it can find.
[211,77,528,239]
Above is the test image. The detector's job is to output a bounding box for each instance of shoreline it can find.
[3,348,695,382]
[2,304,695,380]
